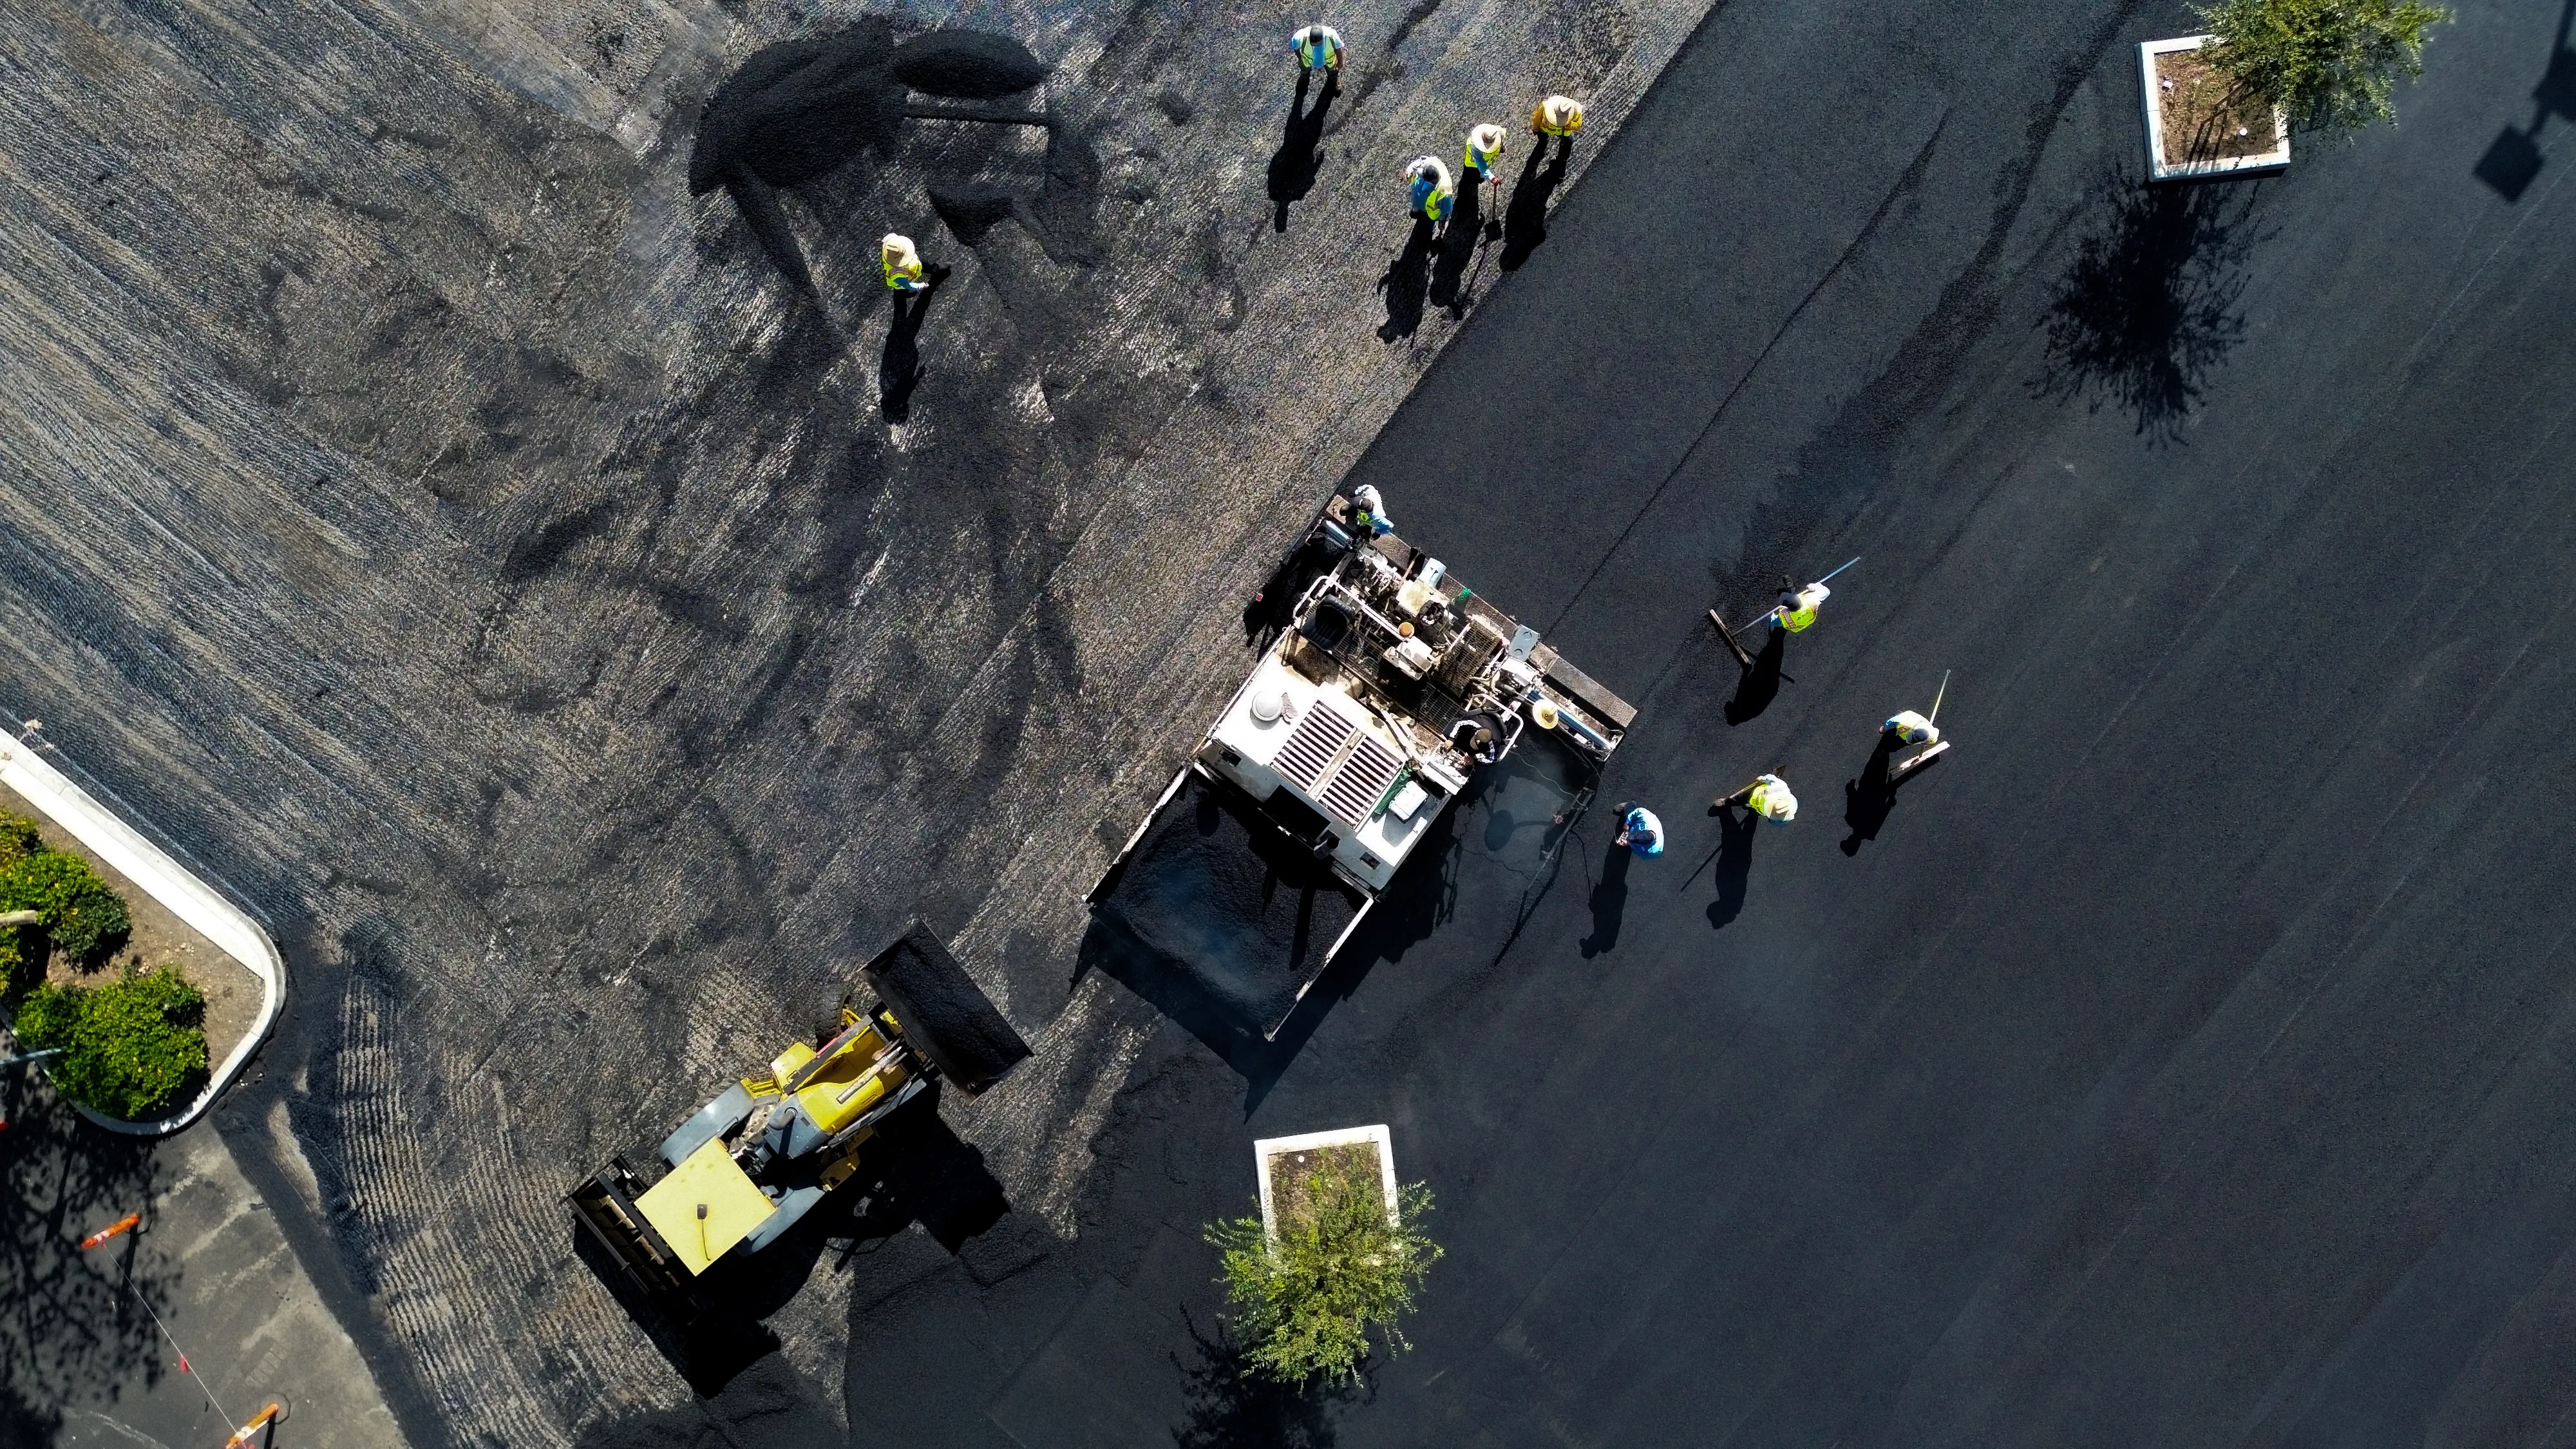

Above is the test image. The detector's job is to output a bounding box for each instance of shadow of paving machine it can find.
[565,923,1029,1318]
[1088,495,1636,1041]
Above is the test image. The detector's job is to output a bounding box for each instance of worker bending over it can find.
[1348,483,1394,537]
[1532,94,1586,143]
[1772,577,1830,633]
[1717,772,1797,822]
[880,233,949,294]
[1292,24,1344,82]
[1882,709,1939,745]
[1615,801,1665,857]
[1406,156,1455,225]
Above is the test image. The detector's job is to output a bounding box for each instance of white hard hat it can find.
[1469,123,1506,152]
[881,232,915,253]
[1407,155,1443,180]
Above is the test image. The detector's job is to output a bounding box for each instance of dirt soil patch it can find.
[5,782,260,1081]
[2154,49,2280,166]
[1266,1141,1386,1228]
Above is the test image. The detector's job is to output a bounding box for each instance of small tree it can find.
[1206,1148,1443,1387]
[14,965,207,1119]
[0,849,131,966]
[2195,0,2450,134]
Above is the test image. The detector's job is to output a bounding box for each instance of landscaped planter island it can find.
[2140,35,2290,181]
[1254,1124,1400,1240]
[0,728,280,1133]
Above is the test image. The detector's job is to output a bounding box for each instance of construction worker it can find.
[1771,577,1830,632]
[1531,94,1586,142]
[1614,801,1665,858]
[1349,483,1394,537]
[1292,24,1344,80]
[1406,156,1454,226]
[1463,123,1506,186]
[1882,709,1940,746]
[1717,772,1797,822]
[880,233,949,294]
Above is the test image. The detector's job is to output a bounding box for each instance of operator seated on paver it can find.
[1772,578,1830,632]
[1292,24,1344,79]
[1407,156,1455,225]
[881,232,949,294]
[1532,94,1586,140]
[1615,801,1665,857]
[1348,483,1394,537]
[1718,772,1797,822]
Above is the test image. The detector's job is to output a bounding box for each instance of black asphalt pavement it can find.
[599,0,2576,1444]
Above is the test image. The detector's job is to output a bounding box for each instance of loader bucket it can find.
[864,922,1031,1095]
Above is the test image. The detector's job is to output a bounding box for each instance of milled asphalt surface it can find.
[573,0,2576,1444]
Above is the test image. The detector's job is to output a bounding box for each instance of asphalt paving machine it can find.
[567,923,1028,1310]
[1087,491,1635,1037]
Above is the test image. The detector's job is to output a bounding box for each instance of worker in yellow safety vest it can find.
[1717,772,1797,822]
[1882,709,1940,745]
[1463,123,1506,184]
[1406,156,1454,225]
[1532,94,1586,140]
[1771,578,1830,632]
[1291,24,1344,80]
[881,232,949,294]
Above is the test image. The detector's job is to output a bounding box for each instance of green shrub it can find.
[13,965,206,1120]
[0,849,131,965]
[2196,0,2450,134]
[0,812,43,873]
[0,927,33,1005]
[1205,1147,1442,1387]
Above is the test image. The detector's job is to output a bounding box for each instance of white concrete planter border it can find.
[0,733,282,1135]
[2139,35,2290,182]
[1253,1122,1399,1242]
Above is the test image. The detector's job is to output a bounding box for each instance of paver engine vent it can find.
[1319,736,1403,825]
[1273,703,1354,795]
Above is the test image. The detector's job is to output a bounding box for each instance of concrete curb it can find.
[2139,35,2291,182]
[0,733,283,1135]
[1253,1123,1399,1242]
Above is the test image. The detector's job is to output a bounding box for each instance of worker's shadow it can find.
[1840,734,1906,855]
[1376,218,1437,341]
[1428,176,1486,316]
[1500,137,1570,272]
[878,272,947,423]
[1267,71,1336,232]
[1693,806,1759,929]
[1725,628,1788,725]
[1578,834,1630,958]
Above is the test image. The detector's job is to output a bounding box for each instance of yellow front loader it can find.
[566,923,1028,1310]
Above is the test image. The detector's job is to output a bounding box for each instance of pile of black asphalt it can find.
[692,26,1050,285]
[580,0,2576,1443]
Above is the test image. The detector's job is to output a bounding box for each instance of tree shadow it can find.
[1725,627,1788,726]
[1170,1305,1345,1448]
[1267,73,1338,232]
[1428,176,1487,317]
[2476,0,2576,200]
[1694,808,1759,929]
[879,271,948,423]
[1375,220,1437,342]
[0,1076,169,1441]
[1499,138,1570,272]
[2032,171,2269,442]
[1577,835,1630,958]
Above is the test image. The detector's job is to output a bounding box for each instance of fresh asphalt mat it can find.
[12,0,2576,1444]
[569,0,2576,1441]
